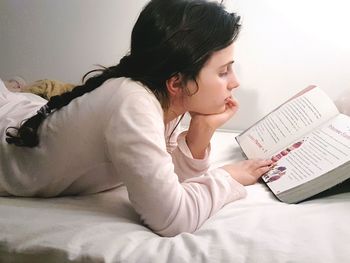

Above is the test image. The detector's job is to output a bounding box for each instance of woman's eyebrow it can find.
[219,60,234,68]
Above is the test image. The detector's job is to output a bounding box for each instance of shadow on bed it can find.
[0,186,140,224]
[306,178,350,202]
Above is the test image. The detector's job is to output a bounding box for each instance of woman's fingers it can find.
[255,165,272,176]
[246,159,273,168]
[225,97,239,115]
[225,97,239,107]
[254,160,274,177]
[246,159,274,176]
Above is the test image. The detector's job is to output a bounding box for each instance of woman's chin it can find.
[216,105,228,114]
[204,106,226,115]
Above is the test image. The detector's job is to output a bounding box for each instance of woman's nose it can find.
[228,72,239,90]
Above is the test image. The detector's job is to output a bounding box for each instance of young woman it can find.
[0,0,272,236]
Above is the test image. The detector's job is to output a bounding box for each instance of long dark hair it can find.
[6,0,240,147]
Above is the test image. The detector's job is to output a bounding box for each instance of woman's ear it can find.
[166,73,183,96]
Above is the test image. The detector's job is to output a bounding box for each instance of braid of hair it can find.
[5,56,131,148]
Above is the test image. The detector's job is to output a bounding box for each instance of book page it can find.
[236,87,339,159]
[263,114,350,194]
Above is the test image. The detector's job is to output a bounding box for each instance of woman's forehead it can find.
[205,43,235,69]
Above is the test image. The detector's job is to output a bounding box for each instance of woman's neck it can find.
[164,106,185,124]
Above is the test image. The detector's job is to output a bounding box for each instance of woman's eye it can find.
[219,63,234,77]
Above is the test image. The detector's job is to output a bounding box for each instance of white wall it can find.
[1,0,349,130]
[229,0,350,130]
[0,0,147,83]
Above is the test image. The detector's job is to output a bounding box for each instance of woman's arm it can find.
[104,89,246,237]
[186,97,238,159]
[165,119,211,182]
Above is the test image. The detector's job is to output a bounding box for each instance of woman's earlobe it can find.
[166,74,183,96]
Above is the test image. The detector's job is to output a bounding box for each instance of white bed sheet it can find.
[0,131,349,263]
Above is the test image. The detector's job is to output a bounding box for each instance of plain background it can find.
[1,0,349,130]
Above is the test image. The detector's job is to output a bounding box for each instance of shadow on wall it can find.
[182,87,260,132]
[334,89,350,116]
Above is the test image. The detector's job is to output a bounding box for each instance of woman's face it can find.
[183,42,239,115]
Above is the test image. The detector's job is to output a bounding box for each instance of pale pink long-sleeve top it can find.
[0,78,246,236]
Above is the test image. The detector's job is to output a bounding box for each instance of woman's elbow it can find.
[153,222,197,237]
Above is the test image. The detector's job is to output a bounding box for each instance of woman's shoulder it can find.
[101,77,156,100]
[97,77,163,115]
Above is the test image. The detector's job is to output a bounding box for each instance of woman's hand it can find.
[186,98,238,159]
[222,159,274,186]
[190,97,238,130]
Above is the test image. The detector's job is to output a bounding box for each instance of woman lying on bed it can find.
[0,0,272,237]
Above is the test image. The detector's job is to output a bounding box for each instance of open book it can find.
[236,85,350,203]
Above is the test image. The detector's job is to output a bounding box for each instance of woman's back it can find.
[0,78,160,197]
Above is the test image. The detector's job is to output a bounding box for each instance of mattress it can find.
[0,131,349,263]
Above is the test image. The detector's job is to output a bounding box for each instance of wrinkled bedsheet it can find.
[0,131,349,263]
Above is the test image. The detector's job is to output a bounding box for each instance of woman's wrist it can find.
[186,119,215,159]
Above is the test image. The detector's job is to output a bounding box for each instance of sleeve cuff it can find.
[212,168,247,200]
